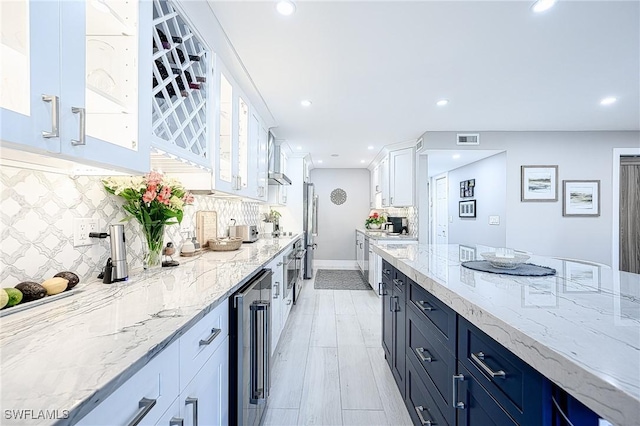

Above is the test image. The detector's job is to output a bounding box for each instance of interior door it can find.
[435,176,448,245]
[620,157,640,273]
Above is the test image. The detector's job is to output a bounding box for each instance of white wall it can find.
[446,152,507,248]
[310,168,370,262]
[419,131,640,265]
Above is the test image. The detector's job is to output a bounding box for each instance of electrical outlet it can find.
[489,215,500,225]
[74,218,99,247]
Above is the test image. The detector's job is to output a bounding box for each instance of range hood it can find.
[268,132,292,185]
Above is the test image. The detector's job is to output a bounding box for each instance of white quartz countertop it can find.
[355,228,418,241]
[373,243,640,426]
[0,235,301,425]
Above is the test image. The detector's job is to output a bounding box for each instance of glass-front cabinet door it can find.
[59,0,149,173]
[237,96,249,190]
[1,0,149,173]
[0,0,61,153]
[217,71,234,192]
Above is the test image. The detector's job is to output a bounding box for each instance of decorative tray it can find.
[0,288,83,318]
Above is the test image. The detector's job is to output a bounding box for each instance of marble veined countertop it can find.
[0,235,301,425]
[355,228,418,241]
[373,243,640,426]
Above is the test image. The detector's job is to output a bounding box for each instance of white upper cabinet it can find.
[389,147,415,206]
[1,0,151,174]
[380,156,390,207]
[254,114,269,201]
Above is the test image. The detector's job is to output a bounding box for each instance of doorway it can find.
[433,175,448,245]
[619,156,640,273]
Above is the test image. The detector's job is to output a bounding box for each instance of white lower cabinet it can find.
[77,344,179,426]
[171,337,230,426]
[78,302,229,426]
[270,259,284,357]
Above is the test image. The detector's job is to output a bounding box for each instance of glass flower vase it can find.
[141,222,165,270]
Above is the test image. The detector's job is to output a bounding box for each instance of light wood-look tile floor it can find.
[263,272,413,426]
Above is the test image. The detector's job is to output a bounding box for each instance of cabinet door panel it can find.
[389,148,414,206]
[58,0,149,173]
[455,364,518,426]
[181,337,229,426]
[0,0,61,153]
[391,284,406,394]
[381,279,393,363]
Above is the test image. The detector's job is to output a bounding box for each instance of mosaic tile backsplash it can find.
[0,165,260,287]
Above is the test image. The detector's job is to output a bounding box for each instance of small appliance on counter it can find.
[91,224,128,283]
[387,216,409,234]
[229,224,259,243]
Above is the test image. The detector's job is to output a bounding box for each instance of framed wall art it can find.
[460,179,475,198]
[459,200,476,218]
[521,165,558,202]
[563,180,600,216]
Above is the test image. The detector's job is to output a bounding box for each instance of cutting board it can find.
[196,211,217,247]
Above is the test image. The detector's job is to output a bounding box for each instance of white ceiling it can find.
[208,0,640,169]
[425,149,504,177]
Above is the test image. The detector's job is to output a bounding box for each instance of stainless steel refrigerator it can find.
[303,183,318,279]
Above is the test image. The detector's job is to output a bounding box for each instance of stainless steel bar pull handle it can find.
[250,302,270,404]
[71,106,86,146]
[199,327,221,346]
[393,278,403,286]
[415,347,433,363]
[41,94,59,138]
[185,397,198,426]
[127,397,157,426]
[274,281,280,298]
[169,418,184,426]
[452,374,465,409]
[417,300,434,311]
[415,405,436,425]
[471,351,506,378]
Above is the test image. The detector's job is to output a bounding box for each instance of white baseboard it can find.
[315,260,358,270]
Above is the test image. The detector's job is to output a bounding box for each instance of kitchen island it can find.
[373,243,640,426]
[0,235,300,425]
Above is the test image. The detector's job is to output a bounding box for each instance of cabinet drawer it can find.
[179,302,229,390]
[408,281,456,354]
[406,306,455,423]
[77,343,179,426]
[454,363,518,426]
[458,317,547,425]
[405,359,450,426]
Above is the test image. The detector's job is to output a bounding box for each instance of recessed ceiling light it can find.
[532,0,557,13]
[317,160,323,164]
[452,154,461,159]
[360,160,366,164]
[300,99,312,107]
[600,96,617,106]
[276,0,296,16]
[436,99,449,106]
[296,146,302,150]
[367,145,374,150]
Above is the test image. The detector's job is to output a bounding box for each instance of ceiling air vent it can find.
[457,133,480,145]
[415,137,425,152]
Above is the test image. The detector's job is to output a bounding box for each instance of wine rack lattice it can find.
[151,0,209,167]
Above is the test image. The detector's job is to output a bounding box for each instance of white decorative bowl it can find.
[368,223,381,229]
[480,252,530,269]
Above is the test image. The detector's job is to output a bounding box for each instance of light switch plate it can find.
[489,215,500,225]
[449,216,453,223]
